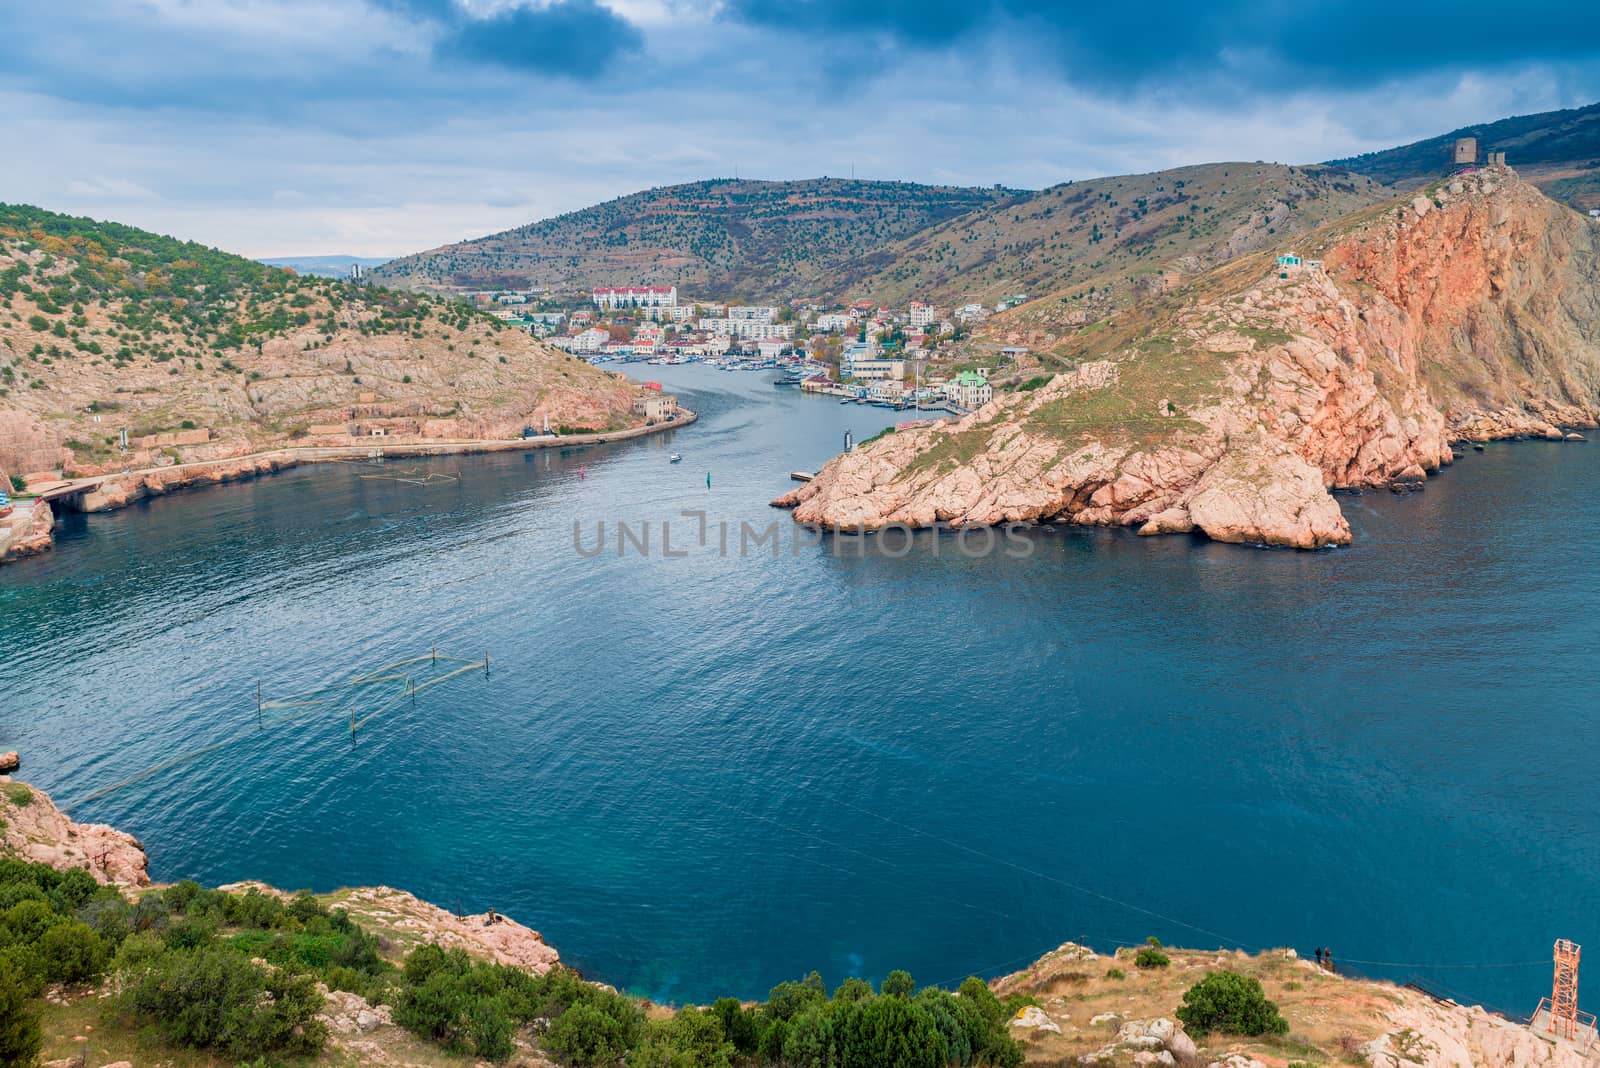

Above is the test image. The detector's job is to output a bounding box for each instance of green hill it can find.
[370,177,1021,299]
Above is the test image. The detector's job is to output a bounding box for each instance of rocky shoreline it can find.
[1,774,1584,1068]
[775,168,1600,550]
[0,410,695,565]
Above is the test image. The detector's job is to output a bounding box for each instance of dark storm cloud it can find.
[378,0,644,75]
[723,0,1600,90]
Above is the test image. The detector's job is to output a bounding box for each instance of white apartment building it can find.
[814,313,853,332]
[566,327,610,353]
[955,303,989,323]
[699,319,796,340]
[849,358,906,382]
[727,305,777,321]
[592,286,678,311]
[908,301,936,328]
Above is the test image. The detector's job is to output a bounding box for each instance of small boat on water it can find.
[669,452,682,463]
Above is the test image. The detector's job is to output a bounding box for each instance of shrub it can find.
[1135,948,1170,969]
[117,945,327,1059]
[765,979,825,1023]
[1105,967,1126,980]
[832,995,947,1068]
[2,900,63,945]
[467,996,514,1062]
[2,785,31,807]
[36,921,106,984]
[832,977,873,1003]
[545,1000,629,1067]
[1176,971,1289,1038]
[0,972,43,1068]
[881,969,915,998]
[630,1006,733,1068]
[710,996,761,1055]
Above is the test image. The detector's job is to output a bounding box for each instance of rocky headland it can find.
[0,775,1581,1068]
[776,165,1600,548]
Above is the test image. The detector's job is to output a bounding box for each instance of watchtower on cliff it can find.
[1453,137,1478,165]
[1531,939,1597,1056]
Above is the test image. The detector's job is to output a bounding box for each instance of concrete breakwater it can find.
[3,410,695,564]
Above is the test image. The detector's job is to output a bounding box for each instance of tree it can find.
[832,996,946,1068]
[628,1007,732,1068]
[1176,971,1289,1038]
[546,1001,629,1067]
[0,972,42,1068]
[36,922,105,984]
[881,970,915,998]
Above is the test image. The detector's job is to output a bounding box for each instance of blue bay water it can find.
[2,363,1596,1014]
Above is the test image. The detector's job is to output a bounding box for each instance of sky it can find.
[1,0,1597,258]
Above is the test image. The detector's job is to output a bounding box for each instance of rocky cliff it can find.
[777,165,1600,548]
[0,203,647,484]
[4,776,1579,1068]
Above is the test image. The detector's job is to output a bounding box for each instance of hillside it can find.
[1327,101,1600,212]
[823,163,1390,311]
[1,778,1579,1068]
[0,204,646,482]
[777,164,1600,548]
[370,177,1019,298]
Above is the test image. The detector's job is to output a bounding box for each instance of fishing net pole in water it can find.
[69,648,490,809]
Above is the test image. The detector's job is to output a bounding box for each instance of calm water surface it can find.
[3,363,1596,1013]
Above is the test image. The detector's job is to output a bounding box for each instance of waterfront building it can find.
[849,358,905,382]
[699,319,796,340]
[946,370,993,408]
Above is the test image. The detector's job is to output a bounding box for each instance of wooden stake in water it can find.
[432,643,437,665]
[484,652,490,678]
[256,680,262,728]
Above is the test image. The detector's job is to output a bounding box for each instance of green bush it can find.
[546,1000,630,1067]
[467,997,515,1062]
[629,1006,733,1068]
[710,996,761,1055]
[1105,967,1126,980]
[2,785,31,807]
[881,969,915,998]
[35,921,105,984]
[1135,947,1170,969]
[0,972,43,1068]
[1176,971,1289,1038]
[117,945,327,1059]
[832,995,947,1068]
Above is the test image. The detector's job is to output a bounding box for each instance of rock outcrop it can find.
[0,780,150,887]
[0,499,54,563]
[778,165,1600,548]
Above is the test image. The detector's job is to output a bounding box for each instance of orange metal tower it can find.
[1550,940,1582,1039]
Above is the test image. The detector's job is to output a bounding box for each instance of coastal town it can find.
[475,283,1013,413]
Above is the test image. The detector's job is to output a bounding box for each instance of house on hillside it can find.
[946,370,993,409]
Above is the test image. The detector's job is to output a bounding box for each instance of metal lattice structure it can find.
[1550,940,1582,1040]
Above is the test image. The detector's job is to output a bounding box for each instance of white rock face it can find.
[1011,1006,1062,1034]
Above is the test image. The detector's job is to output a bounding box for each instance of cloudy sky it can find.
[2,0,1597,258]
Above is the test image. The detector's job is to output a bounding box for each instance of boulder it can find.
[0,752,17,773]
[1134,1053,1177,1067]
[1011,1006,1062,1035]
[1566,432,1586,442]
[1168,1029,1198,1060]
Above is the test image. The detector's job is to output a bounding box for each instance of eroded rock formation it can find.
[778,166,1600,548]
